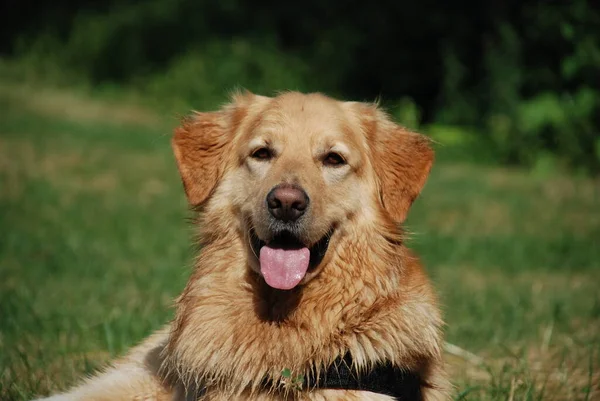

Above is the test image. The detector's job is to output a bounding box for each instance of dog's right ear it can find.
[171,92,255,207]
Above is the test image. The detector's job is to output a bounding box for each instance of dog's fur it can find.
[37,92,450,400]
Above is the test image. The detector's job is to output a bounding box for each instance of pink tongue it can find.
[259,246,310,290]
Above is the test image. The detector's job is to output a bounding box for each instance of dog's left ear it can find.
[356,105,434,223]
[172,92,256,207]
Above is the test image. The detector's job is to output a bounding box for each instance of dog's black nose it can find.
[267,184,309,222]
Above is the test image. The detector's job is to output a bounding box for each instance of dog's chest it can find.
[196,388,396,401]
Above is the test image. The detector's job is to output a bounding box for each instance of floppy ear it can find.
[171,93,253,206]
[363,107,434,223]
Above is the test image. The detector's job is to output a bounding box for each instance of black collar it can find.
[269,353,423,400]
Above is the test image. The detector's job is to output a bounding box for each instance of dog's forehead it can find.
[258,93,348,135]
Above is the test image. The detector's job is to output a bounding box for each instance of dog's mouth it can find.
[250,228,333,290]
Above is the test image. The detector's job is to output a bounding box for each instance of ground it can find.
[0,82,598,400]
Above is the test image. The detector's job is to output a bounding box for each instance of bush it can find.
[437,14,600,174]
[142,38,312,112]
[390,97,422,131]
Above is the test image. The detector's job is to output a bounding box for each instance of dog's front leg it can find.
[33,328,189,401]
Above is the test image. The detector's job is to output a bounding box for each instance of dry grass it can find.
[0,82,162,128]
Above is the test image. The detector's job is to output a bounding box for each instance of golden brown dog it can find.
[36,92,449,400]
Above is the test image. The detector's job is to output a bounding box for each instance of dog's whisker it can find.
[248,231,259,260]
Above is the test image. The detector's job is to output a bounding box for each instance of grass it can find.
[0,80,598,401]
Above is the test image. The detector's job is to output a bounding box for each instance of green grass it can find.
[0,81,598,401]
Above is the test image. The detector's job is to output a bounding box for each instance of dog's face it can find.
[172,92,433,290]
[231,94,374,289]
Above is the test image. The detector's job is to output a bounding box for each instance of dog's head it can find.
[172,92,433,290]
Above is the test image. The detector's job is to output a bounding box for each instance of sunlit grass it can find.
[0,83,598,400]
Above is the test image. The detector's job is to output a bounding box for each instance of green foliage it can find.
[3,0,600,174]
[436,46,479,126]
[480,20,600,174]
[390,97,422,131]
[143,38,311,112]
[436,3,600,174]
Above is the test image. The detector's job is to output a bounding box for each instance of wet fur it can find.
[35,92,450,400]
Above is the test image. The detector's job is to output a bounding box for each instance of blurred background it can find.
[2,0,599,172]
[0,1,598,400]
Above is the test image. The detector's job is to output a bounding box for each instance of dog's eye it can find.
[251,147,273,160]
[323,152,346,167]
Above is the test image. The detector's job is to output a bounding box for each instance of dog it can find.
[36,91,450,400]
